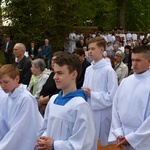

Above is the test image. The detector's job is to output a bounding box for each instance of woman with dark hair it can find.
[123,45,132,73]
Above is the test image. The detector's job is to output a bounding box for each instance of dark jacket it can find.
[76,59,91,89]
[16,56,32,85]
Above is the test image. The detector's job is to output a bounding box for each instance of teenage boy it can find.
[109,45,150,149]
[82,37,118,148]
[36,52,95,150]
[0,64,43,150]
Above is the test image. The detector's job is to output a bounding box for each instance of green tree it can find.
[126,0,150,31]
[1,0,150,48]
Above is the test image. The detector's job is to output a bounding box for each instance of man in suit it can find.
[13,43,32,85]
[41,39,52,69]
[2,35,14,64]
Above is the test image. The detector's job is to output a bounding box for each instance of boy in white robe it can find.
[108,45,150,150]
[0,64,43,150]
[36,52,95,150]
[82,36,118,149]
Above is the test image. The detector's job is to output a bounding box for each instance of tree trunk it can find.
[118,0,127,29]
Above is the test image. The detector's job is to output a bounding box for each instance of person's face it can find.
[80,39,84,44]
[31,43,35,47]
[107,43,111,46]
[0,74,19,93]
[88,42,103,62]
[114,45,118,50]
[125,48,129,53]
[30,64,39,76]
[53,64,77,90]
[13,45,24,59]
[45,39,49,45]
[115,55,122,63]
[5,37,10,42]
[132,53,150,74]
[74,53,83,63]
[51,56,57,69]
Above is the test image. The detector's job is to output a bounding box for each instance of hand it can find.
[40,105,46,111]
[4,50,8,53]
[36,136,53,150]
[38,96,43,107]
[81,87,91,98]
[117,136,129,147]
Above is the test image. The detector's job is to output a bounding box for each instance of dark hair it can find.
[73,48,85,57]
[125,45,131,52]
[88,36,106,49]
[132,45,150,58]
[53,52,81,79]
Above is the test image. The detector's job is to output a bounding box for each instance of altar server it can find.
[109,45,150,150]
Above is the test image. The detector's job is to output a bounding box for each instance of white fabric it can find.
[132,33,137,41]
[0,86,7,104]
[147,33,150,39]
[126,33,132,41]
[0,84,43,150]
[83,59,118,148]
[140,35,145,41]
[109,70,150,150]
[119,46,125,53]
[38,94,95,150]
[69,32,76,53]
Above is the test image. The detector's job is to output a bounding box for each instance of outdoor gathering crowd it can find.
[0,28,150,150]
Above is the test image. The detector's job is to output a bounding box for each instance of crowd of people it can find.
[0,28,150,150]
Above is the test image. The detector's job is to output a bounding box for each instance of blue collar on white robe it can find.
[54,89,88,106]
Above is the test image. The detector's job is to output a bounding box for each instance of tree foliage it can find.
[0,0,149,49]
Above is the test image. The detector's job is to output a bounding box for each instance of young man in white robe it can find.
[82,37,118,149]
[0,64,43,150]
[36,52,95,150]
[108,45,150,150]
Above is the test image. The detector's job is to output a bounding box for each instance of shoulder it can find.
[21,56,31,64]
[49,94,59,103]
[23,58,31,66]
[66,96,88,109]
[119,74,134,85]
[120,62,127,67]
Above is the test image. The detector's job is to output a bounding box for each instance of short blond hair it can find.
[88,36,106,49]
[0,64,19,79]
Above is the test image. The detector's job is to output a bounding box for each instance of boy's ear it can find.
[72,70,78,79]
[16,75,20,82]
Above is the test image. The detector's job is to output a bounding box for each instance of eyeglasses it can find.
[115,55,122,57]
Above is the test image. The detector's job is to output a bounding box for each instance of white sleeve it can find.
[90,69,118,111]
